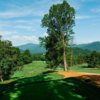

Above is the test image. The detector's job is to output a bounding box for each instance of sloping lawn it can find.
[11,61,48,79]
[70,64,100,74]
[1,75,100,100]
[0,61,100,100]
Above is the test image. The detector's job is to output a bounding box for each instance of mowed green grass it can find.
[70,64,100,74]
[12,61,100,79]
[0,61,100,100]
[11,61,48,79]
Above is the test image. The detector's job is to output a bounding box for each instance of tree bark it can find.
[63,47,68,71]
[62,32,68,71]
[0,76,4,82]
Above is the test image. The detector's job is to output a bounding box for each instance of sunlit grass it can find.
[0,61,100,100]
[11,62,100,81]
[11,61,48,79]
[70,64,100,74]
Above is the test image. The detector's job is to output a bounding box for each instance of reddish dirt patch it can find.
[58,72,100,87]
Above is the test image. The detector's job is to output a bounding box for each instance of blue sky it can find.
[0,0,100,46]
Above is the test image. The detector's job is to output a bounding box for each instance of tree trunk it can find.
[70,47,73,68]
[70,38,73,68]
[63,47,68,71]
[62,33,68,71]
[0,76,4,82]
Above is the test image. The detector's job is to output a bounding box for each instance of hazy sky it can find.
[0,0,100,46]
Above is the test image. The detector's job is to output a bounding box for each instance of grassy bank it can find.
[0,61,100,100]
[12,62,100,79]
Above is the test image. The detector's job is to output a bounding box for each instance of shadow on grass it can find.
[81,65,89,68]
[0,71,100,100]
[77,75,100,87]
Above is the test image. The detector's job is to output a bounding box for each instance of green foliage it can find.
[32,54,45,61]
[86,51,100,68]
[21,50,32,64]
[17,43,91,66]
[68,47,91,66]
[40,0,75,70]
[0,38,19,81]
[0,36,32,81]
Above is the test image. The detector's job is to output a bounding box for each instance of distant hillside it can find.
[76,41,100,51]
[17,43,46,54]
[17,43,91,55]
[73,47,91,56]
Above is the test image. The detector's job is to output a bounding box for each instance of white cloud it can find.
[0,19,41,33]
[14,25,33,30]
[4,35,39,46]
[0,30,39,46]
[0,10,43,19]
[0,30,16,37]
[0,1,46,19]
[0,11,27,18]
[76,15,92,20]
[0,0,83,19]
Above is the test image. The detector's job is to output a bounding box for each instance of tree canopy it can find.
[40,0,75,71]
[0,36,32,81]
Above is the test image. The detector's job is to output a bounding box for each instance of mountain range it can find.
[76,41,100,51]
[17,43,46,54]
[17,41,100,54]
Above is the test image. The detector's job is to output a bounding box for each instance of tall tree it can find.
[40,0,75,71]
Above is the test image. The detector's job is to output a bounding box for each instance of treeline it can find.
[31,48,100,68]
[20,47,100,69]
[0,37,32,82]
[60,47,100,68]
[32,54,45,61]
[86,51,100,68]
[71,48,100,68]
[0,35,99,82]
[66,47,91,66]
